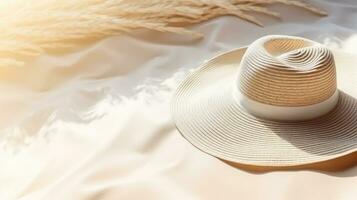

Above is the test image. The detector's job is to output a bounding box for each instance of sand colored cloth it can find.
[1,0,357,199]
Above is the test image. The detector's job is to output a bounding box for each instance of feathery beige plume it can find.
[0,0,326,67]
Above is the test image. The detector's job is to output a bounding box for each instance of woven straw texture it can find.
[171,36,357,169]
[239,36,336,106]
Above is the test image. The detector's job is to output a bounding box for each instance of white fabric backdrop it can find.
[1,0,357,199]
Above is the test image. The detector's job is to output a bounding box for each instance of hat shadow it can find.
[222,153,357,177]
[224,91,357,176]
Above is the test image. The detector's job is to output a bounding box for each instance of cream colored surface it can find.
[1,0,357,200]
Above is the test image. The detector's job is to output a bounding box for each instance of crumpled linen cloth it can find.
[1,0,357,199]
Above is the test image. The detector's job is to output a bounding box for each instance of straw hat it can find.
[171,35,357,171]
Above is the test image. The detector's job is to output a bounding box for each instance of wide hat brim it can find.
[171,47,357,171]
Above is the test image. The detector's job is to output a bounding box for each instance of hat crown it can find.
[238,35,337,107]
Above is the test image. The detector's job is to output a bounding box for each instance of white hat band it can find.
[234,88,339,121]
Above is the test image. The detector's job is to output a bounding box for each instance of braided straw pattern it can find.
[238,36,337,106]
[171,43,357,169]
